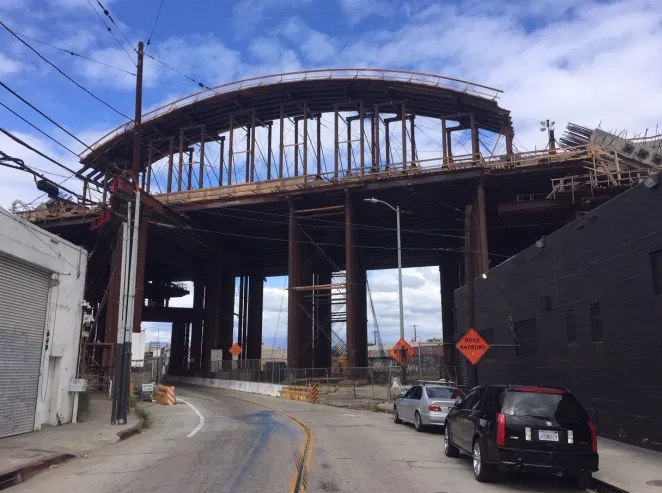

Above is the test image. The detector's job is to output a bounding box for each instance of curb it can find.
[115,418,144,441]
[0,453,74,490]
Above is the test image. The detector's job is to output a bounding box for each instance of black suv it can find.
[444,384,598,487]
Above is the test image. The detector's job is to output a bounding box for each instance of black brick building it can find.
[454,179,662,450]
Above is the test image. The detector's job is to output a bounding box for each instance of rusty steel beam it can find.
[373,106,380,172]
[470,113,480,160]
[344,189,356,365]
[346,118,352,175]
[505,131,514,160]
[187,148,193,190]
[146,143,153,193]
[219,135,225,186]
[385,120,391,170]
[199,125,205,189]
[446,124,453,162]
[441,119,448,165]
[228,115,234,185]
[245,125,251,183]
[334,105,339,179]
[410,115,416,166]
[303,102,308,178]
[190,278,204,372]
[294,118,299,177]
[167,137,174,193]
[359,101,365,176]
[250,109,256,183]
[178,129,185,191]
[267,122,273,180]
[219,270,235,360]
[474,178,489,275]
[401,102,407,169]
[316,115,322,179]
[279,105,284,179]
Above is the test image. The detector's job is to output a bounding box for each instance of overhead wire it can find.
[85,0,135,65]
[146,0,166,49]
[0,101,83,159]
[12,31,136,76]
[0,21,133,121]
[96,1,134,51]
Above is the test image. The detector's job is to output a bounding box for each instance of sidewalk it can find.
[595,437,662,493]
[375,401,662,492]
[0,394,141,487]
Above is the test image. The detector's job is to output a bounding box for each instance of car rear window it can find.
[425,387,465,399]
[501,391,588,421]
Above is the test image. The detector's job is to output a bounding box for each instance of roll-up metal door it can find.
[0,253,51,438]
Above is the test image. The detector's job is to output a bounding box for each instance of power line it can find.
[0,81,100,156]
[143,52,209,89]
[146,0,166,49]
[0,101,82,159]
[96,0,134,52]
[12,31,136,76]
[0,126,99,186]
[0,21,133,121]
[85,0,135,65]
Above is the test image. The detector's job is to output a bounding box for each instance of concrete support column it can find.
[439,254,461,368]
[190,278,204,373]
[246,268,264,360]
[287,203,313,369]
[170,320,186,375]
[202,264,222,374]
[473,179,489,275]
[219,270,235,361]
[345,191,368,368]
[313,270,332,370]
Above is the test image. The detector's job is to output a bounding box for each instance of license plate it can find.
[538,430,559,442]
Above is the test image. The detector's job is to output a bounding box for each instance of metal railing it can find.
[83,68,503,156]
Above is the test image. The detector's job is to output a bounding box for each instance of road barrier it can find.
[154,384,176,405]
[280,385,310,402]
[309,383,319,403]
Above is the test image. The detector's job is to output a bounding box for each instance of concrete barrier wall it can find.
[168,375,283,398]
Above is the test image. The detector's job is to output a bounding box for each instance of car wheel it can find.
[414,411,425,432]
[473,438,496,483]
[573,472,592,490]
[393,406,402,424]
[444,423,459,458]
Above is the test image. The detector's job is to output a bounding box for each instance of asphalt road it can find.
[16,386,592,493]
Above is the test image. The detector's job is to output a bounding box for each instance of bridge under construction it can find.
[23,68,661,382]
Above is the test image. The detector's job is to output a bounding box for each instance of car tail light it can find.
[496,412,506,446]
[428,404,441,412]
[524,427,531,441]
[588,420,597,453]
[514,386,565,394]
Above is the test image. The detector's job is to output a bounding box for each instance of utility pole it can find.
[413,324,422,379]
[112,41,144,424]
[132,41,144,178]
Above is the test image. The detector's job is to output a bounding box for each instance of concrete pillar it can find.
[473,179,489,275]
[246,268,264,360]
[202,265,222,374]
[287,204,313,369]
[314,270,332,369]
[345,191,368,368]
[190,278,204,372]
[439,254,461,368]
[219,270,235,361]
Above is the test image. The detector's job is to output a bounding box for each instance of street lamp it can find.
[364,197,407,384]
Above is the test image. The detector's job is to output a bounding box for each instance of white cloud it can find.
[232,0,313,33]
[0,53,23,75]
[338,0,395,24]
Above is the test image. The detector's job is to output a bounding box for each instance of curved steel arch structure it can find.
[79,68,514,184]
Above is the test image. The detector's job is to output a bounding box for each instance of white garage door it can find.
[0,253,51,438]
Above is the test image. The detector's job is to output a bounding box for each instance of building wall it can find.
[454,183,662,450]
[0,208,88,430]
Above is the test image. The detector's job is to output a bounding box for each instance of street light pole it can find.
[364,197,407,384]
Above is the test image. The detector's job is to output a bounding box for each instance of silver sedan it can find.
[393,384,465,432]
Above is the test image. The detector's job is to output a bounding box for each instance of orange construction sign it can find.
[229,343,242,357]
[456,328,490,365]
[389,338,416,366]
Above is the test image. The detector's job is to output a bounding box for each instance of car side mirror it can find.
[454,397,462,408]
[397,391,406,399]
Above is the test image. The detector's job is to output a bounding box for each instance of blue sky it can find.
[2,0,662,348]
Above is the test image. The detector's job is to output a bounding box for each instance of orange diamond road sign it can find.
[389,338,416,366]
[229,343,242,357]
[456,328,490,365]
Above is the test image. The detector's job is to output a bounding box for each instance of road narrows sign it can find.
[229,343,242,357]
[456,328,490,365]
[388,338,416,366]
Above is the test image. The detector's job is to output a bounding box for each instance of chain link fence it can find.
[130,356,167,391]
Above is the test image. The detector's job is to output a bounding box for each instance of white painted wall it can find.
[132,331,146,367]
[0,208,87,430]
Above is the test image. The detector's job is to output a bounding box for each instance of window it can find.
[461,388,480,409]
[589,304,603,342]
[410,386,423,400]
[565,310,577,344]
[652,251,662,295]
[471,388,487,410]
[514,319,538,357]
[425,387,465,399]
[480,328,495,360]
[501,391,588,422]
